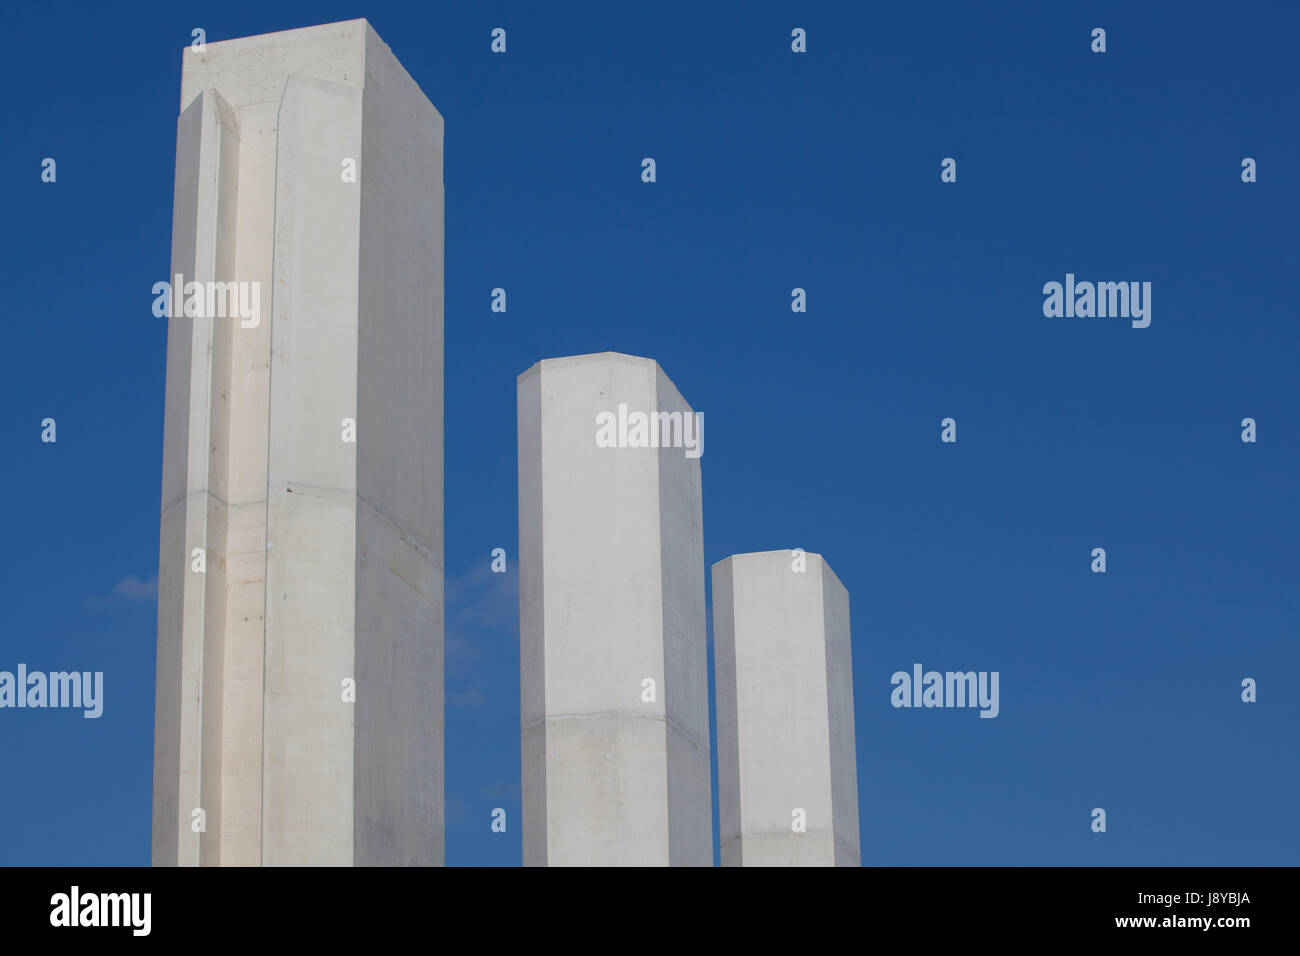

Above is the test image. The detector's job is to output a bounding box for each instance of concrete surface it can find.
[713,550,860,866]
[152,19,443,866]
[517,353,712,865]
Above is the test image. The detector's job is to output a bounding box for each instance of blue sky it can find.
[2,0,1297,865]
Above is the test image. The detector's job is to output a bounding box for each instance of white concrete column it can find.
[517,352,711,865]
[712,550,860,866]
[153,19,443,866]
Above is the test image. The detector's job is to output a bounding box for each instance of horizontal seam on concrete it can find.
[522,711,664,728]
[663,715,711,754]
[726,829,838,842]
[522,711,709,752]
[160,491,438,561]
[356,494,438,563]
[161,489,266,516]
[832,833,861,856]
[267,480,355,497]
[162,485,356,519]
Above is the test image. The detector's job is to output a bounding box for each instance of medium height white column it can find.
[152,19,444,866]
[713,550,860,866]
[518,352,711,865]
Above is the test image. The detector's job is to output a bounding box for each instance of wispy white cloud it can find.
[447,678,493,711]
[447,562,518,635]
[478,779,520,804]
[112,575,158,601]
[445,561,517,711]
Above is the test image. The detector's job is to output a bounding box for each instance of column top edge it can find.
[518,351,662,381]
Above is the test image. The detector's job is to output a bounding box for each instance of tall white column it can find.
[712,550,860,866]
[517,352,712,865]
[152,19,444,866]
